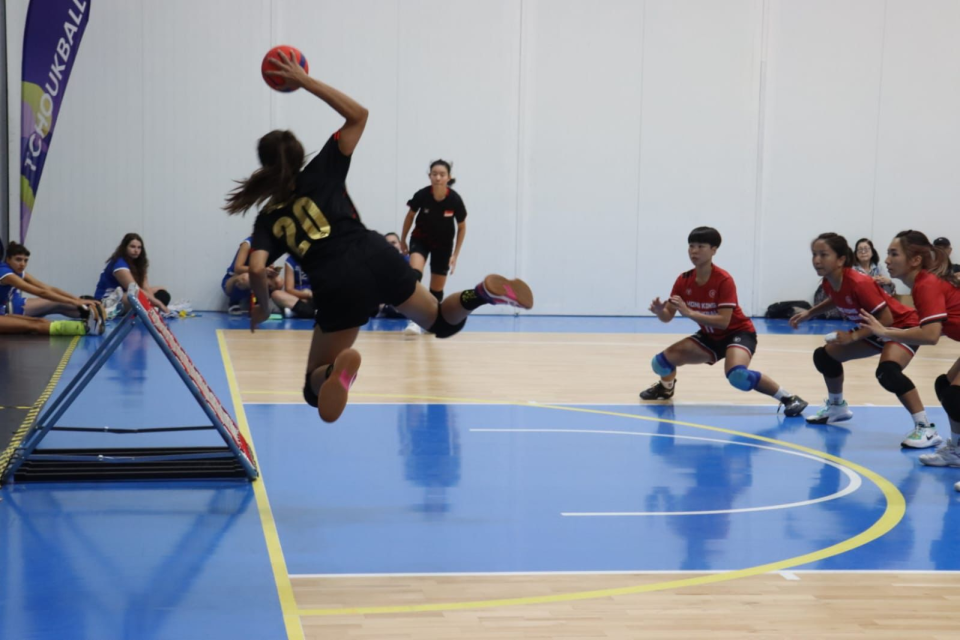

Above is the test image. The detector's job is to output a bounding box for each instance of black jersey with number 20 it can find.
[251,131,367,270]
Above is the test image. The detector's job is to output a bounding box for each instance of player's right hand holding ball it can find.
[264,50,310,90]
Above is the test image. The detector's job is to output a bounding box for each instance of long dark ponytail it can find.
[224,130,305,215]
[896,230,960,287]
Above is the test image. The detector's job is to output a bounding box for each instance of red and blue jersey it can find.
[821,268,918,328]
[670,265,755,339]
[911,269,960,341]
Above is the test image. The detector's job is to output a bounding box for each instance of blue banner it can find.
[20,0,91,242]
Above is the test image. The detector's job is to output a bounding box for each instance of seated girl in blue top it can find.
[95,233,170,314]
[0,241,102,336]
[222,236,282,313]
[271,255,316,319]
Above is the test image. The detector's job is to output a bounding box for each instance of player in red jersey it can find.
[790,233,934,447]
[860,231,960,472]
[640,227,808,416]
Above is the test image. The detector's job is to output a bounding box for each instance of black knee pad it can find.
[875,361,915,396]
[813,347,843,378]
[412,269,423,282]
[303,371,318,407]
[428,310,466,339]
[935,374,951,401]
[940,384,960,422]
[155,289,172,306]
[302,366,331,408]
[430,289,444,304]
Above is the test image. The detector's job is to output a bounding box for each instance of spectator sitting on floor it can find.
[271,255,316,319]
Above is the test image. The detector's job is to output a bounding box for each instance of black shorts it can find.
[688,330,758,364]
[409,235,453,276]
[308,231,419,332]
[864,335,920,356]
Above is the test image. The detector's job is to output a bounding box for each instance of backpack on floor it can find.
[764,300,811,319]
[812,284,844,319]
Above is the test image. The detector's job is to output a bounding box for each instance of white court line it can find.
[471,428,861,517]
[289,569,960,578]
[780,571,801,581]
[229,333,960,362]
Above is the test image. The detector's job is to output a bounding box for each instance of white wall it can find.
[7,0,960,313]
[759,0,887,302]
[873,0,960,256]
[518,0,645,315]
[637,0,763,312]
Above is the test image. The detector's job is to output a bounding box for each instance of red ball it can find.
[261,45,309,92]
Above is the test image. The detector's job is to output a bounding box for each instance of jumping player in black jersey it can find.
[225,52,533,423]
[399,160,467,305]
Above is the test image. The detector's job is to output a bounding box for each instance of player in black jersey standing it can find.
[400,160,467,305]
[225,52,533,423]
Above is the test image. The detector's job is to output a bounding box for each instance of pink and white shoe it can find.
[318,348,361,423]
[478,275,534,310]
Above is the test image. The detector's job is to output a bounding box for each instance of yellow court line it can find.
[0,336,80,479]
[287,392,905,616]
[216,331,304,640]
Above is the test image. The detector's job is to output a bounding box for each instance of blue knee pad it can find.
[727,365,761,391]
[651,352,675,377]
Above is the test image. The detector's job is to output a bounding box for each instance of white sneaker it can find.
[919,441,960,467]
[902,424,943,449]
[84,309,105,335]
[101,286,123,319]
[403,321,423,335]
[955,481,960,492]
[805,399,853,425]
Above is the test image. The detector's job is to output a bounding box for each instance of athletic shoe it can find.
[779,395,809,418]
[318,348,362,423]
[920,440,960,467]
[93,302,107,326]
[901,424,943,449]
[954,481,960,492]
[639,380,675,401]
[477,275,534,310]
[84,308,105,336]
[805,399,853,425]
[403,321,423,335]
[227,304,246,316]
[919,441,960,467]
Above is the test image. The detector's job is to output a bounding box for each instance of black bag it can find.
[812,284,843,319]
[765,300,811,319]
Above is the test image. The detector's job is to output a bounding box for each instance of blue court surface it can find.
[1,314,957,640]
